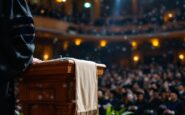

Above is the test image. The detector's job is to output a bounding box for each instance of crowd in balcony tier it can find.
[98,63,185,115]
[28,1,185,36]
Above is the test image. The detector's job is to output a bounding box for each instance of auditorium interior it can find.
[16,0,185,115]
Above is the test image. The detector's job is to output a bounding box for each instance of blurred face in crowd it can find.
[105,90,110,99]
[109,92,114,99]
[133,83,140,90]
[177,85,184,93]
[153,92,159,99]
[137,94,144,101]
[98,91,103,98]
[170,93,178,102]
[161,92,168,101]
[127,93,135,102]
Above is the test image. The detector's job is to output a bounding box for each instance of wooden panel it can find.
[28,88,55,101]
[34,16,70,32]
[30,105,55,115]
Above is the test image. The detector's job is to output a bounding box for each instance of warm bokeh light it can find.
[100,40,107,47]
[164,12,174,22]
[75,38,82,46]
[151,39,160,47]
[133,55,140,62]
[63,41,68,51]
[56,0,66,3]
[179,54,184,60]
[168,13,173,18]
[40,9,45,14]
[56,0,62,3]
[43,53,49,60]
[131,41,137,49]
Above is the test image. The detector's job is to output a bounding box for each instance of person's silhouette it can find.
[0,0,35,114]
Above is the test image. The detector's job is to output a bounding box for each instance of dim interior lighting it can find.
[151,39,160,47]
[168,13,173,18]
[131,41,137,49]
[63,41,68,51]
[100,40,107,47]
[40,9,45,14]
[75,38,82,46]
[56,0,66,3]
[56,0,62,3]
[133,55,139,62]
[179,54,184,60]
[43,53,49,60]
[164,12,174,22]
[84,2,91,8]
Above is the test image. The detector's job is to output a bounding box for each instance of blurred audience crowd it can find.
[98,63,185,115]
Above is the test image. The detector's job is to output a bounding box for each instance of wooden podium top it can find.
[23,59,106,76]
[18,59,106,115]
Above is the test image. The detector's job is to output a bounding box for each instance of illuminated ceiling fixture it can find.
[164,12,174,22]
[56,0,62,3]
[168,13,173,18]
[133,55,140,62]
[131,41,137,49]
[40,9,45,14]
[43,53,49,61]
[179,54,184,61]
[63,41,68,51]
[151,38,160,48]
[56,0,66,3]
[100,40,107,47]
[84,2,91,8]
[75,38,82,46]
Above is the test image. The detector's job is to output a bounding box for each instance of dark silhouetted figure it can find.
[0,0,35,114]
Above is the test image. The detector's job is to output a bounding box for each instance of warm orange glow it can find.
[164,12,174,22]
[100,40,107,47]
[56,0,66,3]
[168,13,173,18]
[75,38,82,46]
[133,55,140,62]
[43,53,49,60]
[56,0,62,3]
[179,54,184,60]
[151,39,160,47]
[63,41,68,51]
[131,41,137,49]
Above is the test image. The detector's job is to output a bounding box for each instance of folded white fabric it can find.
[62,58,98,113]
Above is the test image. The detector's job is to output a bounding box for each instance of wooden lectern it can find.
[17,59,105,115]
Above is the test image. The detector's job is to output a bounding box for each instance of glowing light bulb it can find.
[75,38,82,46]
[133,55,139,62]
[100,40,107,47]
[179,54,184,60]
[43,54,49,60]
[168,13,173,18]
[151,39,160,47]
[84,2,91,8]
[131,41,137,49]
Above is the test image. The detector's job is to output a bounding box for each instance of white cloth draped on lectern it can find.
[62,58,98,115]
